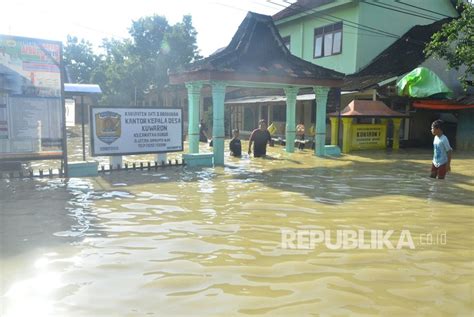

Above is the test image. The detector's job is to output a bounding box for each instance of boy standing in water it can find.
[430,119,452,179]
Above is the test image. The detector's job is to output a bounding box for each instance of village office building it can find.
[144,0,473,150]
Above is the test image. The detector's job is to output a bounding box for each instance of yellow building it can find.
[329,100,407,153]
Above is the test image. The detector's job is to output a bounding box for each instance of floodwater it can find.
[1,141,473,316]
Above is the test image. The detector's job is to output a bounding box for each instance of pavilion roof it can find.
[169,12,344,88]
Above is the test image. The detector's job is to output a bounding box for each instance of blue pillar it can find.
[284,87,299,153]
[314,86,330,156]
[212,82,226,166]
[185,82,202,153]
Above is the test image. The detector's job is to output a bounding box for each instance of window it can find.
[272,104,286,122]
[244,106,256,131]
[282,36,291,51]
[314,22,342,58]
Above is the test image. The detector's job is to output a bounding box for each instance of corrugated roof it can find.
[169,12,343,87]
[225,93,316,104]
[64,83,102,95]
[225,91,357,104]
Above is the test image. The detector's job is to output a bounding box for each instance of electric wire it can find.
[270,0,443,46]
[395,0,454,18]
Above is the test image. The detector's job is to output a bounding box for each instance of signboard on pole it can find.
[0,34,64,160]
[90,107,183,156]
[351,124,387,150]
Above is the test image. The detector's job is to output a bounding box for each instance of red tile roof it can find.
[330,100,408,117]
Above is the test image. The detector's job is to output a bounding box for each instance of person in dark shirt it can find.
[199,119,209,142]
[248,120,272,157]
[229,129,242,157]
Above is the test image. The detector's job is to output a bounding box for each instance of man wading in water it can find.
[248,119,272,158]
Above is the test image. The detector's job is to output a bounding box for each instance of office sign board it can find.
[0,34,64,160]
[351,124,387,150]
[90,107,183,156]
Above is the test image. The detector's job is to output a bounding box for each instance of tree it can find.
[424,1,474,88]
[97,38,137,105]
[63,35,98,83]
[127,15,201,104]
[62,14,201,106]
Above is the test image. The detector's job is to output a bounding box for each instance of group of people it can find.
[199,119,271,158]
[200,118,453,179]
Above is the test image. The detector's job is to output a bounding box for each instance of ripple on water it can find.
[1,149,473,316]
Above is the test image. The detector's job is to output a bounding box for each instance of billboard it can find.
[0,35,64,160]
[90,107,183,156]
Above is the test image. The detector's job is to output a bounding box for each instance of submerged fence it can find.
[0,159,185,179]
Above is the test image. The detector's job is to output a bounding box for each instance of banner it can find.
[0,35,64,159]
[351,124,387,150]
[90,107,183,156]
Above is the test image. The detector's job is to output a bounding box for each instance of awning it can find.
[64,83,102,95]
[225,91,358,105]
[225,94,315,105]
[413,100,474,110]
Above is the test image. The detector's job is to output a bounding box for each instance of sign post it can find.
[90,107,183,157]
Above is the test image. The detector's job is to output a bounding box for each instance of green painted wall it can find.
[355,0,458,73]
[277,1,358,73]
[275,0,458,74]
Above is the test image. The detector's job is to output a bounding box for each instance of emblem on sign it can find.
[95,111,121,144]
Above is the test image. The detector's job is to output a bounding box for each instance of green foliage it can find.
[63,14,201,106]
[424,1,474,89]
[63,35,98,83]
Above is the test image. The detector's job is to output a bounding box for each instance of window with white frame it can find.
[314,22,342,58]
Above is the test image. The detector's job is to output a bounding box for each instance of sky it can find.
[0,0,288,57]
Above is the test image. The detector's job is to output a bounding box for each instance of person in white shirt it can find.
[430,119,452,179]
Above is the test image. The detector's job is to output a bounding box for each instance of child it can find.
[229,129,242,157]
[430,119,452,179]
[296,122,305,150]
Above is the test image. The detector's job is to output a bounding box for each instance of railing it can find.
[0,159,185,179]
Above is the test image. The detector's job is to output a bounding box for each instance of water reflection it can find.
[1,148,473,316]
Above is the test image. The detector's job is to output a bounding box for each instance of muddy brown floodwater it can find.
[1,137,473,316]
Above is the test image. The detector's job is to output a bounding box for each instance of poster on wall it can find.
[65,98,76,127]
[0,34,64,159]
[90,107,183,156]
[351,124,387,150]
